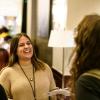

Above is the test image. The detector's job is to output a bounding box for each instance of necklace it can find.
[18,63,36,100]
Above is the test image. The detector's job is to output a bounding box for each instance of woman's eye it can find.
[18,44,24,47]
[18,42,31,47]
[27,42,31,45]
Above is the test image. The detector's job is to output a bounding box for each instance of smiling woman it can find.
[0,33,57,100]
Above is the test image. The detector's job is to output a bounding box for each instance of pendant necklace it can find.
[18,63,36,100]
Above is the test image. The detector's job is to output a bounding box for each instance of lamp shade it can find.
[48,30,75,48]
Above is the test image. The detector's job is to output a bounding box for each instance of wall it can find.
[27,0,100,75]
[52,0,100,75]
[0,0,23,33]
[67,0,100,30]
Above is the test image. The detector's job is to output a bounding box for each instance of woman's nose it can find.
[24,44,28,48]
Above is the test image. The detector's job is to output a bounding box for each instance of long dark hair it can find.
[9,33,45,71]
[0,48,9,70]
[70,14,100,99]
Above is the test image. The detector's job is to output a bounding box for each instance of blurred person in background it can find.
[0,48,9,100]
[0,26,12,53]
[0,48,9,71]
[0,26,12,41]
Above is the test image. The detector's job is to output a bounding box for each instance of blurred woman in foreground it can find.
[70,14,100,100]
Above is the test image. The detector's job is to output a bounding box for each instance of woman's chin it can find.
[23,56,32,61]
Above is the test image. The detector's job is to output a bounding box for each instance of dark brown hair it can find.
[9,33,45,71]
[70,14,100,99]
[0,48,9,70]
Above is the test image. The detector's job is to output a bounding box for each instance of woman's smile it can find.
[17,36,33,60]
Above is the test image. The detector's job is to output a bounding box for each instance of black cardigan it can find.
[75,75,100,100]
[0,84,7,100]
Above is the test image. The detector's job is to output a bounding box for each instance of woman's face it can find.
[17,36,33,61]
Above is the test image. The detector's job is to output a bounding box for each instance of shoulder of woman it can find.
[76,75,100,96]
[82,69,100,80]
[0,66,14,75]
[43,63,52,71]
[77,71,100,88]
[0,67,12,83]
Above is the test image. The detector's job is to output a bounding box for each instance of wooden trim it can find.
[52,68,71,88]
